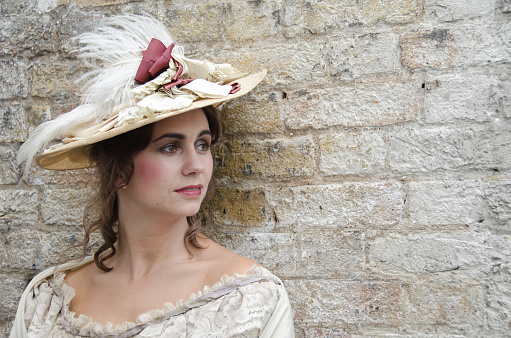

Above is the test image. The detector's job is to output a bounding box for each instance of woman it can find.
[11,14,294,337]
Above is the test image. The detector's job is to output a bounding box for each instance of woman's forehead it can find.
[152,109,209,135]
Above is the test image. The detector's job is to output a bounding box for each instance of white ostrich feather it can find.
[17,14,179,173]
[17,105,95,173]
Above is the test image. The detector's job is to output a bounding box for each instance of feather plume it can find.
[17,14,179,173]
[17,105,96,173]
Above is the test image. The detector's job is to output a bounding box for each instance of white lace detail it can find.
[24,265,282,337]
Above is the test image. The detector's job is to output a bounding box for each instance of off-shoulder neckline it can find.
[51,263,280,336]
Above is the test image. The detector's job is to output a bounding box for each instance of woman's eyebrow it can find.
[152,133,185,142]
[153,130,211,143]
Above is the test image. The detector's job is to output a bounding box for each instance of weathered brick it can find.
[32,62,81,98]
[0,105,48,143]
[282,0,354,35]
[55,11,106,53]
[212,187,276,229]
[327,32,399,79]
[485,179,511,226]
[25,166,97,186]
[0,61,29,100]
[57,0,129,7]
[0,15,54,55]
[500,76,511,119]
[297,231,364,278]
[41,188,92,226]
[214,136,315,179]
[0,190,38,226]
[217,232,299,276]
[302,327,351,338]
[1,229,84,271]
[400,21,508,70]
[266,182,405,229]
[287,279,401,325]
[204,43,326,85]
[388,126,511,173]
[221,96,283,134]
[369,232,489,275]
[425,0,496,22]
[408,180,483,226]
[425,72,500,123]
[485,235,511,336]
[282,0,418,36]
[0,145,20,185]
[348,0,419,25]
[224,1,280,41]
[319,129,386,175]
[284,81,420,129]
[162,4,225,43]
[403,282,483,326]
[0,274,26,323]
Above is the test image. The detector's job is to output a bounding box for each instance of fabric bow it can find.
[135,38,240,94]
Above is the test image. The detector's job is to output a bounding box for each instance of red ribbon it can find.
[135,38,241,94]
[135,38,174,84]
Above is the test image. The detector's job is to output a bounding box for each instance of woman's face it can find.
[119,109,214,220]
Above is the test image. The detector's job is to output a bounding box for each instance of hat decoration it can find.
[17,14,266,172]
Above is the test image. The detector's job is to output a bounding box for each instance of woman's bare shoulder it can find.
[197,237,261,278]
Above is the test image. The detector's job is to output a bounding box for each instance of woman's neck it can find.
[111,211,193,281]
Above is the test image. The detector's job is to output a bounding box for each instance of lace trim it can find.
[51,265,281,337]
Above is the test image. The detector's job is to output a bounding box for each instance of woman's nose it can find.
[182,150,205,175]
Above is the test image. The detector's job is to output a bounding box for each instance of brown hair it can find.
[82,106,220,272]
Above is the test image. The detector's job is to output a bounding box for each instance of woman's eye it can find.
[196,141,210,151]
[161,144,178,153]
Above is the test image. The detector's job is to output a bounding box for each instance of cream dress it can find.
[10,257,295,337]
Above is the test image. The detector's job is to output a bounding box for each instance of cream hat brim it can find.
[36,69,267,170]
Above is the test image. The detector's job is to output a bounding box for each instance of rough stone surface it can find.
[424,72,500,123]
[212,187,276,229]
[215,136,315,179]
[327,32,399,79]
[31,62,81,99]
[296,231,364,278]
[224,1,280,42]
[369,232,490,275]
[403,282,483,327]
[1,229,83,271]
[484,234,511,336]
[222,96,283,134]
[0,61,29,100]
[319,129,387,175]
[425,0,496,22]
[388,125,511,173]
[284,81,421,129]
[485,179,511,226]
[41,188,92,226]
[0,145,20,185]
[0,275,27,322]
[400,20,509,70]
[0,190,39,227]
[407,180,484,227]
[287,279,401,325]
[266,182,405,229]
[0,104,50,143]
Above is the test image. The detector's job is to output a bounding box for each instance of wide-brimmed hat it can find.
[17,14,266,172]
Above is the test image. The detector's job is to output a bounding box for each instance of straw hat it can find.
[17,14,266,172]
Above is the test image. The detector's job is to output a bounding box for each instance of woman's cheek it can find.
[134,156,168,185]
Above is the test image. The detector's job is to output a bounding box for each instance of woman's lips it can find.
[175,185,203,197]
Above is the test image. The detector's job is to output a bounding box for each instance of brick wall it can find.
[1,0,510,336]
